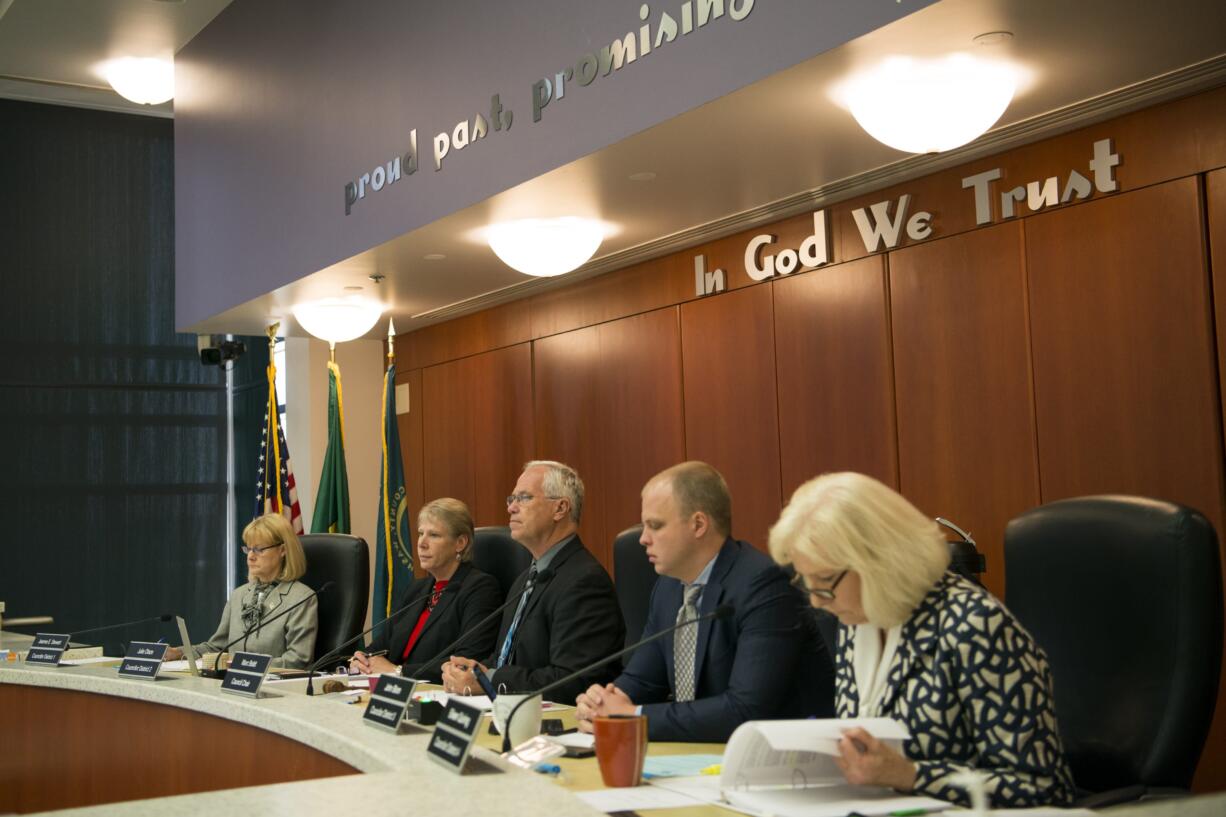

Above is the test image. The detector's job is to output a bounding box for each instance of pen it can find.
[888,810,937,816]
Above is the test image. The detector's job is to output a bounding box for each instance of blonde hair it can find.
[524,460,584,523]
[419,497,475,562]
[647,461,732,537]
[243,513,307,582]
[768,473,949,627]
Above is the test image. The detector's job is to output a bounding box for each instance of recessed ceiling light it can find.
[423,253,446,261]
[629,171,657,182]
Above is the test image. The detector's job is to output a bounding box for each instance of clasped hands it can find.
[439,656,487,694]
[574,683,637,732]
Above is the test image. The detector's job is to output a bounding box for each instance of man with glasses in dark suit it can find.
[441,460,625,703]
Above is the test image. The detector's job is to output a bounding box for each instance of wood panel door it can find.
[774,255,898,499]
[681,284,782,549]
[533,308,685,568]
[890,221,1040,596]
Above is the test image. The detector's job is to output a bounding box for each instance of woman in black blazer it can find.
[350,498,502,683]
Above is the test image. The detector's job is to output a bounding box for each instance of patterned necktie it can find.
[673,583,703,702]
[496,565,538,669]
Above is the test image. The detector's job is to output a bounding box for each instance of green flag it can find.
[311,360,350,534]
[373,362,412,626]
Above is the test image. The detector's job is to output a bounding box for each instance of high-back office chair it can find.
[612,525,658,651]
[472,526,531,601]
[1004,495,1222,806]
[299,533,370,664]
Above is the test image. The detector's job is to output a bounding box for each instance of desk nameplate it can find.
[118,641,168,680]
[427,698,483,774]
[24,633,70,667]
[221,651,271,697]
[363,674,418,733]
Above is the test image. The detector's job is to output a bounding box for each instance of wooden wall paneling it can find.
[597,308,687,566]
[532,324,608,562]
[529,253,693,340]
[402,299,531,371]
[396,366,426,577]
[889,221,1040,597]
[1028,177,1226,792]
[680,285,782,549]
[421,357,477,511]
[773,255,899,497]
[1026,178,1225,526]
[1204,167,1226,795]
[467,343,535,526]
[1213,169,1226,498]
[0,685,354,813]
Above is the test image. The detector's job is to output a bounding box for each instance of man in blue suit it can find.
[575,462,834,742]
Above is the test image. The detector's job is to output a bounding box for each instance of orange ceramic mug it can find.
[594,714,648,787]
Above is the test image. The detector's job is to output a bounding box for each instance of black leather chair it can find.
[472,525,531,602]
[613,525,658,652]
[300,533,370,664]
[1004,495,1223,807]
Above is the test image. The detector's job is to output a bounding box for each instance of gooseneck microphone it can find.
[499,603,735,753]
[200,581,334,679]
[69,613,176,640]
[405,567,555,682]
[303,580,446,696]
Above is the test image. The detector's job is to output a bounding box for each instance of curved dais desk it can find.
[0,662,602,817]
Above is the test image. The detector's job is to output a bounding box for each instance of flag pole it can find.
[387,317,396,364]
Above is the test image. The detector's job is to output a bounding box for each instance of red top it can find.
[402,579,450,661]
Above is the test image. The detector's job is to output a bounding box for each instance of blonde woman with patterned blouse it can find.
[769,472,1075,809]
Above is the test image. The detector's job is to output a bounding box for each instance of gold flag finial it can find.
[266,322,280,351]
[386,317,396,364]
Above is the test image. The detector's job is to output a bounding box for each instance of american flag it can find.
[255,363,304,534]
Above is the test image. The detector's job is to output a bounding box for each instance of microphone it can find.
[200,581,334,679]
[405,567,555,683]
[500,603,734,753]
[303,580,445,696]
[69,613,176,640]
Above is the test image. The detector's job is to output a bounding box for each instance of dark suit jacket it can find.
[615,537,835,742]
[486,536,625,702]
[366,562,502,684]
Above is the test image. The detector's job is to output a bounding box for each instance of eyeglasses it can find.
[505,493,562,507]
[790,568,848,601]
[241,543,283,555]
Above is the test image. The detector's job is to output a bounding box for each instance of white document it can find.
[648,774,725,804]
[724,785,946,817]
[576,786,708,812]
[59,656,122,666]
[721,717,908,789]
[160,659,204,672]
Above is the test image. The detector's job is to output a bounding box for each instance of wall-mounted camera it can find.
[197,335,246,366]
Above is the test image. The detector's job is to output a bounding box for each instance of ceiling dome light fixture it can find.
[486,217,605,277]
[841,54,1017,154]
[101,57,175,105]
[292,297,384,344]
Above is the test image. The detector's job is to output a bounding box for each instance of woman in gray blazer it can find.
[166,513,318,668]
